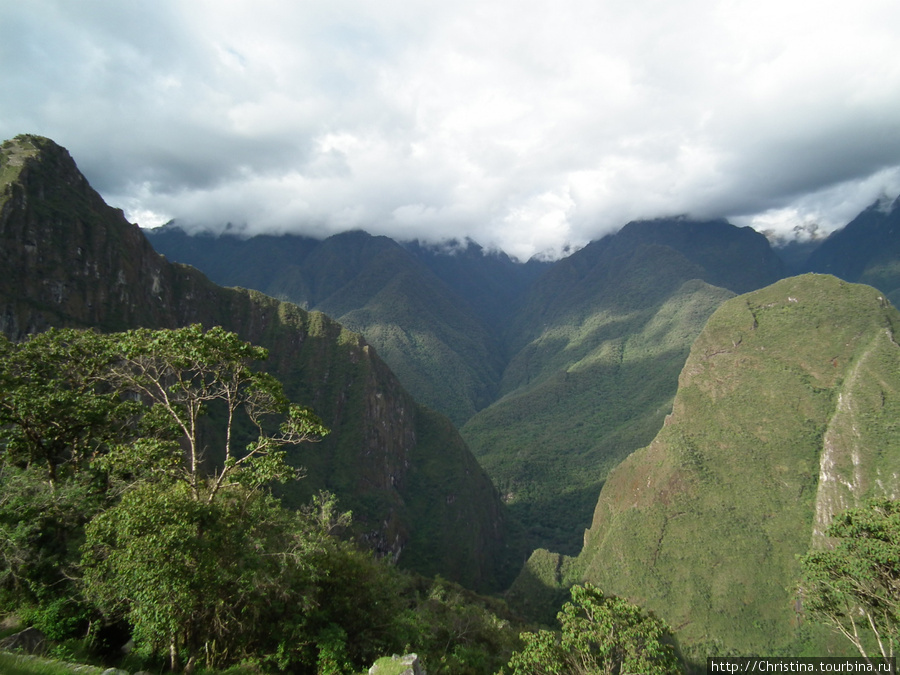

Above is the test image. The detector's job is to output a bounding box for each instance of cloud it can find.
[2,0,899,258]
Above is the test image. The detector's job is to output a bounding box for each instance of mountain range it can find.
[0,134,522,591]
[8,133,900,657]
[148,196,900,555]
[148,215,787,552]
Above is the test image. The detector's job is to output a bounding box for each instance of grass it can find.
[0,652,103,675]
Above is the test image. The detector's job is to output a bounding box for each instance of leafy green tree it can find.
[82,481,328,671]
[799,498,900,660]
[74,325,329,670]
[0,329,140,489]
[1,325,333,669]
[506,584,682,675]
[100,324,329,500]
[0,329,140,610]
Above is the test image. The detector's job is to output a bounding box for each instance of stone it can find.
[0,627,47,655]
[368,653,425,675]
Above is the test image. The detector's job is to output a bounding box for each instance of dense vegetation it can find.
[0,326,530,673]
[799,498,900,659]
[0,134,522,592]
[575,275,900,654]
[505,584,683,675]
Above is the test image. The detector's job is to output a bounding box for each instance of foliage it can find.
[82,481,328,670]
[396,576,520,674]
[505,584,683,675]
[575,275,900,655]
[99,324,329,500]
[799,498,900,659]
[0,329,140,488]
[0,329,137,608]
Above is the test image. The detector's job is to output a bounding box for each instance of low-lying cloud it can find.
[2,0,899,259]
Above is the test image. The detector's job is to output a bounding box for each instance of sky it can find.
[2,0,900,260]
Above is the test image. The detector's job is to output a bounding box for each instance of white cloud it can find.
[2,0,899,258]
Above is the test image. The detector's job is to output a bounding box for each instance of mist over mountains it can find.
[7,133,900,659]
[146,196,900,556]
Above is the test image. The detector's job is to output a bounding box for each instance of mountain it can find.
[460,218,785,553]
[150,216,787,555]
[400,238,550,332]
[570,274,900,653]
[0,134,522,591]
[803,195,900,304]
[146,226,548,426]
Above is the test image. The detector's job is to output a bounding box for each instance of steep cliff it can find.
[0,134,520,590]
[575,274,900,653]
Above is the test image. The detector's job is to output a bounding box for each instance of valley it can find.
[5,133,900,666]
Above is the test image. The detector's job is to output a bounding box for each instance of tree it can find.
[1,325,332,668]
[82,481,326,671]
[0,329,140,489]
[0,329,139,607]
[73,325,330,669]
[506,584,682,675]
[100,324,329,501]
[799,498,900,660]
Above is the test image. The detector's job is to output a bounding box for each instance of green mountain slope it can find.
[149,190,787,558]
[461,220,784,553]
[575,274,900,653]
[0,134,522,590]
[147,226,525,426]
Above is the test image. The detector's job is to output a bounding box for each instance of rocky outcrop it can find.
[0,134,520,590]
[368,653,425,675]
[0,627,47,655]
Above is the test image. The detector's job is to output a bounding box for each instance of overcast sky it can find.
[2,0,900,259]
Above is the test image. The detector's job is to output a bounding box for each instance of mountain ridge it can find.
[149,210,789,554]
[573,274,900,653]
[0,133,522,590]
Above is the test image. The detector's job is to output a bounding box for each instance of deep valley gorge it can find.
[4,133,900,670]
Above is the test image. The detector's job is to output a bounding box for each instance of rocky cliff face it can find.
[575,274,900,653]
[0,134,519,590]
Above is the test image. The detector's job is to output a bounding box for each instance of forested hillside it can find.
[462,218,784,551]
[0,134,522,591]
[149,216,786,553]
[571,274,900,654]
[147,226,544,426]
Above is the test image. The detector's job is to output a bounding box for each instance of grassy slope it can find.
[577,274,900,654]
[147,228,507,427]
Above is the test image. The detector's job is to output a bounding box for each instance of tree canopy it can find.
[505,583,683,675]
[0,326,340,671]
[799,498,900,661]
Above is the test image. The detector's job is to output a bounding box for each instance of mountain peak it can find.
[1,134,522,589]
